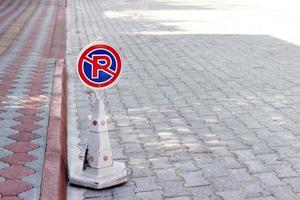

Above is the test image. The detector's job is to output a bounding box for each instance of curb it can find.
[40,59,67,200]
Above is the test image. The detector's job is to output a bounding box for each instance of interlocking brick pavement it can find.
[0,0,66,199]
[67,0,300,199]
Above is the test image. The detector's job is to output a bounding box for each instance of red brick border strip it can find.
[40,59,67,200]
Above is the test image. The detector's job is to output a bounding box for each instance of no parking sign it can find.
[77,42,122,89]
[72,42,127,189]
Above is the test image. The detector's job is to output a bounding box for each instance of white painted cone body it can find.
[88,91,112,168]
[68,91,127,189]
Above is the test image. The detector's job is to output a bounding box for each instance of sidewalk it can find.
[67,0,300,200]
[1,0,300,199]
[0,0,66,199]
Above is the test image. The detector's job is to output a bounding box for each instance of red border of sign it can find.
[77,42,122,89]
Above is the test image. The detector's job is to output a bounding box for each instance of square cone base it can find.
[69,161,127,189]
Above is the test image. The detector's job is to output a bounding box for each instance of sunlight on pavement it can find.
[105,0,300,45]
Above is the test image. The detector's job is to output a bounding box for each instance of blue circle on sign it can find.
[83,49,117,83]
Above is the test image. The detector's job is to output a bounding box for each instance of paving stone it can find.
[247,197,276,200]
[84,189,112,199]
[0,128,18,138]
[0,147,13,158]
[21,172,42,188]
[132,165,155,178]
[112,186,137,199]
[273,147,299,158]
[253,143,274,155]
[216,190,245,200]
[0,165,34,180]
[226,140,249,151]
[12,123,41,133]
[132,177,161,192]
[137,191,163,200]
[242,181,271,198]
[18,187,39,200]
[150,157,172,169]
[209,146,233,157]
[243,160,271,173]
[66,0,300,199]
[0,111,22,120]
[234,150,256,161]
[5,142,39,153]
[170,150,194,162]
[219,157,244,169]
[229,169,253,182]
[267,186,299,200]
[32,128,47,137]
[188,186,221,200]
[272,164,299,178]
[0,138,15,147]
[257,154,287,166]
[0,180,32,196]
[8,132,40,142]
[124,143,144,153]
[194,153,217,165]
[0,120,20,128]
[158,181,189,197]
[0,161,9,170]
[165,197,192,200]
[283,177,300,193]
[0,176,5,183]
[174,160,198,172]
[200,163,229,178]
[209,176,240,191]
[179,171,209,187]
[254,173,285,187]
[0,153,36,165]
[155,168,181,182]
[0,5,59,200]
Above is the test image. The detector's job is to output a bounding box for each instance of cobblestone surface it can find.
[0,0,65,199]
[67,0,300,199]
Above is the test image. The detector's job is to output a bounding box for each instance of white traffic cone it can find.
[69,91,127,189]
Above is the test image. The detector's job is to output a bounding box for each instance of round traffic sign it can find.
[77,42,122,90]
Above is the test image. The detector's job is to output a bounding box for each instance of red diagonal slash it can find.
[84,55,116,78]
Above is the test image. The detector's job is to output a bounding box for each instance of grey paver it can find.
[133,177,161,192]
[200,163,229,178]
[234,150,256,161]
[165,197,192,200]
[66,0,300,199]
[242,181,271,198]
[242,160,271,173]
[179,171,209,187]
[150,157,172,169]
[247,197,276,200]
[272,164,299,178]
[188,186,221,200]
[132,165,155,178]
[155,168,181,182]
[229,169,253,182]
[267,186,299,200]
[209,176,240,192]
[254,172,285,187]
[283,177,300,193]
[137,191,163,200]
[216,190,245,200]
[112,186,137,199]
[158,181,189,197]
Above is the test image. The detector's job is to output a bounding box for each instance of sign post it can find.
[70,42,127,189]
